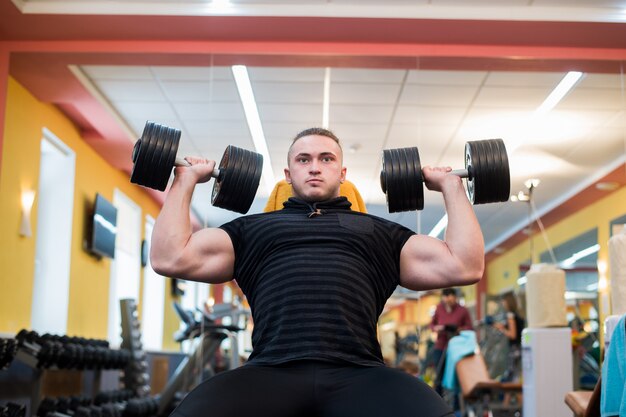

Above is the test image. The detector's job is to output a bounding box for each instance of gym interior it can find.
[1,1,625,416]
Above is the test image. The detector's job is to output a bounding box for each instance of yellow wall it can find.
[0,77,167,341]
[487,186,626,305]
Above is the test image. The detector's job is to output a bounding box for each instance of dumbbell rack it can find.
[119,299,151,398]
[0,330,132,416]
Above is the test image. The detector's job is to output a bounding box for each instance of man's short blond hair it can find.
[288,127,343,164]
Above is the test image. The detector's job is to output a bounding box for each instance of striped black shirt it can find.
[219,197,415,366]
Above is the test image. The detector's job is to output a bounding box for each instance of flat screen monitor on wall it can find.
[90,193,118,259]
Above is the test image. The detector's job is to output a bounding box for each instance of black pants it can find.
[170,360,454,417]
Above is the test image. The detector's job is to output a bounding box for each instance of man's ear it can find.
[340,167,347,183]
[284,168,292,184]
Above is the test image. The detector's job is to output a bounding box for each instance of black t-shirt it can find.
[220,197,415,366]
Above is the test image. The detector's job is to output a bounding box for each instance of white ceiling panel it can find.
[173,102,246,120]
[151,66,234,81]
[83,65,155,80]
[394,106,467,125]
[331,68,407,83]
[576,73,626,89]
[565,133,626,169]
[114,101,178,121]
[330,104,395,124]
[432,0,528,4]
[258,103,322,123]
[531,0,626,7]
[400,84,480,106]
[253,82,324,104]
[406,70,487,86]
[473,86,550,108]
[160,80,240,102]
[263,123,316,147]
[386,124,458,150]
[330,83,403,105]
[94,80,166,101]
[558,88,626,111]
[484,71,565,87]
[330,123,389,145]
[248,67,325,82]
[183,119,250,139]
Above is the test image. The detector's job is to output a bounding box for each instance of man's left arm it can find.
[399,166,485,291]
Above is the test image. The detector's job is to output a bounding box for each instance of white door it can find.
[31,129,76,335]
[108,189,141,347]
[140,215,166,351]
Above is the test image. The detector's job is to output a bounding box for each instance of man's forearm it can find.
[150,175,196,270]
[441,179,485,281]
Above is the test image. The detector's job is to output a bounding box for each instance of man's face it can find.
[443,294,457,308]
[284,134,347,202]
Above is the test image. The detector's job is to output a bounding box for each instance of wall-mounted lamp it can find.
[20,190,36,237]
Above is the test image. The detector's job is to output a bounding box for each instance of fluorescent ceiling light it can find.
[231,65,276,194]
[560,243,600,267]
[535,71,583,115]
[428,214,448,238]
[322,67,331,129]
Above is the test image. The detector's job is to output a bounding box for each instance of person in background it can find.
[492,292,524,383]
[429,288,473,395]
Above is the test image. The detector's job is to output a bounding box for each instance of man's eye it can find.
[298,158,309,163]
[322,157,334,162]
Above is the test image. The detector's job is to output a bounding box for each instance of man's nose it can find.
[309,160,321,173]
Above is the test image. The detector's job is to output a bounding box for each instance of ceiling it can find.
[2,0,626,260]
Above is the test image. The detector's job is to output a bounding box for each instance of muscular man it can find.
[151,127,484,417]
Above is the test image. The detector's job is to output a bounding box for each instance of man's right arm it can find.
[150,158,235,283]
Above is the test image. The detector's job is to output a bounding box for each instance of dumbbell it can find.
[380,138,510,213]
[130,121,263,214]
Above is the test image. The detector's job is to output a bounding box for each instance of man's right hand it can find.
[174,157,216,184]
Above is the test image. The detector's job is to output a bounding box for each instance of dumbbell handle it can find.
[174,156,221,178]
[450,167,473,180]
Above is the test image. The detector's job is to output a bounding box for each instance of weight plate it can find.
[211,145,232,210]
[130,122,154,187]
[409,147,424,211]
[399,148,413,211]
[232,147,254,212]
[476,140,490,204]
[152,123,175,191]
[381,147,424,213]
[233,149,263,214]
[465,141,478,204]
[221,146,246,212]
[224,147,263,214]
[486,139,504,203]
[130,121,182,191]
[222,145,242,211]
[386,149,401,213]
[465,139,511,204]
[160,125,182,192]
[145,123,166,189]
[492,138,511,202]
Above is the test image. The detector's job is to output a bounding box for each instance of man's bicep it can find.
[399,235,454,291]
[184,227,236,282]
